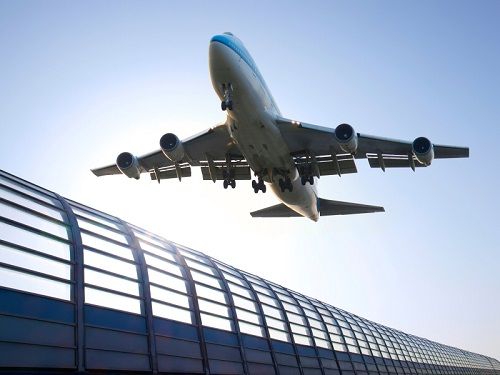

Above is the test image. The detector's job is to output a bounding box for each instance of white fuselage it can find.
[209,34,319,221]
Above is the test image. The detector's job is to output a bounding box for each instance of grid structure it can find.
[0,168,498,375]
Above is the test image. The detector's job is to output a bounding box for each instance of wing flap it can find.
[150,167,192,181]
[200,166,251,181]
[367,154,426,169]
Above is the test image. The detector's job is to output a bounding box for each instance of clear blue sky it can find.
[1,0,499,359]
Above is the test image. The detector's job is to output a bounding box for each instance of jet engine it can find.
[335,123,358,154]
[160,133,185,162]
[116,152,141,179]
[412,137,434,166]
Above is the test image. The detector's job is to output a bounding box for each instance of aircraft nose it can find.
[209,39,228,66]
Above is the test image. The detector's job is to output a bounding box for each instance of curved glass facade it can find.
[0,168,498,374]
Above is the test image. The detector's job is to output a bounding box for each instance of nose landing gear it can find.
[278,176,293,193]
[221,83,233,111]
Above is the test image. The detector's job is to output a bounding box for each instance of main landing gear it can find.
[278,176,293,193]
[300,175,314,185]
[221,83,233,111]
[222,170,236,189]
[252,177,266,193]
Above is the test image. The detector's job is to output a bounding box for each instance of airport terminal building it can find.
[0,168,498,375]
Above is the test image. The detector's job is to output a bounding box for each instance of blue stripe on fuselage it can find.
[210,34,280,114]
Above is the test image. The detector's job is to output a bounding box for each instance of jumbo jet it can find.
[92,32,469,221]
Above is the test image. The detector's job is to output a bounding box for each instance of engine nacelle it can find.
[160,133,185,162]
[412,137,434,166]
[116,152,141,179]
[335,123,358,154]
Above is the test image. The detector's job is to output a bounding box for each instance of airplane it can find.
[92,32,469,222]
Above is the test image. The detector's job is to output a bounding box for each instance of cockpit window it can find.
[223,32,234,36]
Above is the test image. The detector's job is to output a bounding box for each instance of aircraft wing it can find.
[92,124,246,181]
[276,117,469,173]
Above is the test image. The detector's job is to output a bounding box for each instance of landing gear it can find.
[278,177,293,192]
[221,83,233,111]
[222,169,236,189]
[300,175,314,185]
[252,177,266,193]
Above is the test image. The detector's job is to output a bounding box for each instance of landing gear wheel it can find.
[279,178,285,193]
[301,176,307,186]
[227,101,233,111]
[223,180,228,189]
[221,101,227,111]
[309,176,314,185]
[252,180,257,189]
[230,180,236,189]
[262,184,266,193]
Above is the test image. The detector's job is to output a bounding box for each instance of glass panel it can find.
[85,286,141,314]
[232,295,258,312]
[184,258,216,275]
[222,272,246,286]
[315,337,331,349]
[0,176,61,207]
[190,270,222,289]
[0,221,70,260]
[195,284,226,304]
[333,342,347,351]
[227,282,253,299]
[290,323,309,336]
[252,283,273,296]
[200,313,233,331]
[139,240,176,262]
[0,266,71,300]
[262,304,284,320]
[152,301,193,324]
[144,253,183,276]
[134,230,173,250]
[0,187,66,221]
[287,312,306,325]
[1,202,69,239]
[85,268,140,296]
[148,269,187,293]
[294,334,312,346]
[178,248,208,263]
[0,244,71,279]
[150,285,190,308]
[239,321,265,337]
[72,206,119,228]
[81,232,133,260]
[68,201,118,223]
[281,301,302,314]
[312,328,329,340]
[198,299,231,317]
[77,218,127,244]
[256,292,279,307]
[84,249,138,279]
[265,316,287,331]
[308,318,324,330]
[348,345,360,354]
[235,308,261,325]
[268,328,290,342]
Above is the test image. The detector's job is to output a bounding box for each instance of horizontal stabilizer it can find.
[318,198,384,216]
[251,198,384,218]
[250,203,302,218]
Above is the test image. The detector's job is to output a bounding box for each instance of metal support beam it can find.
[207,259,250,375]
[120,220,158,374]
[54,194,85,373]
